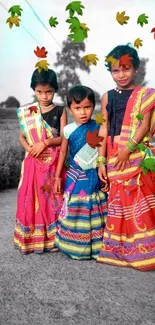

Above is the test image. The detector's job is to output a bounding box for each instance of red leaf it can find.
[86,129,104,148]
[34,46,48,58]
[119,54,133,68]
[41,184,51,194]
[29,106,38,113]
[151,27,155,39]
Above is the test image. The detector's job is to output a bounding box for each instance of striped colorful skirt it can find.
[55,167,107,259]
[97,141,155,271]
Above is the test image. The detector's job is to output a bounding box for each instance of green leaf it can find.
[68,27,87,43]
[137,14,149,27]
[66,1,85,17]
[137,143,146,152]
[49,16,59,27]
[144,158,155,169]
[142,166,148,175]
[8,5,23,17]
[66,17,81,31]
[136,113,144,121]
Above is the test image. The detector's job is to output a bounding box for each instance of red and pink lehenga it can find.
[14,103,65,254]
[97,87,155,271]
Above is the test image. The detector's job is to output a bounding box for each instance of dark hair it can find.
[105,44,140,71]
[67,85,95,108]
[30,68,58,91]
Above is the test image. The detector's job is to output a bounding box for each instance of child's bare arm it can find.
[54,136,68,193]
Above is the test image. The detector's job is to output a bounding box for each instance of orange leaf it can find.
[34,46,48,58]
[119,54,133,68]
[86,130,104,148]
[41,184,51,194]
[151,27,155,39]
[29,106,38,113]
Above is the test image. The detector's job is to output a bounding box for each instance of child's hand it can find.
[30,141,46,157]
[113,148,131,171]
[101,178,109,192]
[54,178,62,195]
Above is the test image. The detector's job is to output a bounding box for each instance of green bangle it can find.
[126,141,137,153]
[96,156,106,166]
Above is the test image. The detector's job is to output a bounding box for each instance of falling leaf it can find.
[137,14,149,27]
[68,27,87,43]
[41,184,51,194]
[83,54,99,66]
[34,46,48,58]
[137,143,146,152]
[29,106,38,114]
[134,38,143,49]
[80,23,90,31]
[140,158,155,174]
[86,129,104,149]
[116,11,130,25]
[8,5,23,17]
[95,113,106,125]
[105,56,118,66]
[136,113,144,121]
[6,15,21,28]
[119,54,133,68]
[66,1,85,18]
[151,27,155,39]
[49,16,59,28]
[66,17,81,31]
[35,60,50,73]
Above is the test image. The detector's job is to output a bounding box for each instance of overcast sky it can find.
[0,0,155,105]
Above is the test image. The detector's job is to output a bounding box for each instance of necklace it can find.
[39,102,54,109]
[115,87,122,94]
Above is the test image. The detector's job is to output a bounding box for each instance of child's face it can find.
[69,98,94,125]
[111,64,136,89]
[34,84,55,107]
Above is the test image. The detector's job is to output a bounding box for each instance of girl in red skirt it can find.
[97,44,155,271]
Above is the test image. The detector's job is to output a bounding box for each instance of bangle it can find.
[96,156,106,167]
[54,177,61,180]
[126,140,137,153]
[131,138,138,145]
[41,139,48,147]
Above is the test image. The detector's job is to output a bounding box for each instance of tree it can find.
[3,96,20,108]
[134,58,148,86]
[54,38,101,104]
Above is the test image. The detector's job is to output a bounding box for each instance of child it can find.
[14,68,67,254]
[54,85,108,260]
[97,44,155,271]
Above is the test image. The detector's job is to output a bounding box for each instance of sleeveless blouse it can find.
[41,105,64,136]
[106,89,133,141]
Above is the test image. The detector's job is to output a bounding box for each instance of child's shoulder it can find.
[64,122,77,139]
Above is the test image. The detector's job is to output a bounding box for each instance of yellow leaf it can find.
[80,23,90,31]
[95,113,106,125]
[134,38,143,49]
[6,15,21,28]
[105,56,118,66]
[116,11,130,25]
[35,60,50,73]
[83,54,99,66]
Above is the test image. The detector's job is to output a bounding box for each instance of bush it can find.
[0,120,24,191]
